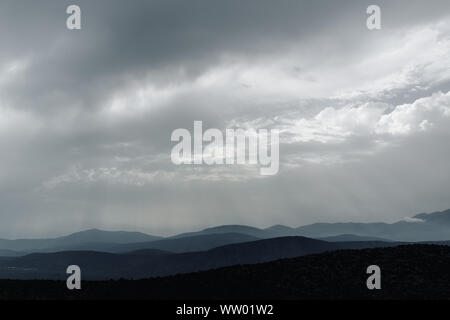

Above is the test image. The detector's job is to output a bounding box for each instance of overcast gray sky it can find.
[1,0,450,238]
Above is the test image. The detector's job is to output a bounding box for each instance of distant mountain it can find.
[109,232,260,253]
[169,209,450,242]
[168,209,450,242]
[171,224,302,239]
[57,229,160,244]
[264,224,299,237]
[171,225,269,239]
[123,249,174,256]
[319,234,393,242]
[0,233,261,256]
[296,209,450,241]
[0,229,161,252]
[413,209,450,224]
[0,236,404,280]
[1,208,450,256]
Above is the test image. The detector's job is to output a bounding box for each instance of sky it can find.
[1,0,450,238]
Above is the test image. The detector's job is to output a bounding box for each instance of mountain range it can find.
[0,229,161,253]
[171,209,450,242]
[0,209,450,280]
[1,209,449,256]
[3,244,450,299]
[0,236,404,280]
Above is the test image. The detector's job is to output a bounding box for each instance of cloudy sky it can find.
[1,0,450,238]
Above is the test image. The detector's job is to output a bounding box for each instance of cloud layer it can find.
[1,0,450,238]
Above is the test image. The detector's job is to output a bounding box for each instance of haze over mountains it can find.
[0,229,161,253]
[1,209,450,256]
[0,209,449,280]
[176,209,450,242]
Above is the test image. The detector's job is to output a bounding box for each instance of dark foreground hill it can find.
[1,244,450,299]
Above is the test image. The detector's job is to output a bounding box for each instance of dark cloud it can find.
[0,0,449,238]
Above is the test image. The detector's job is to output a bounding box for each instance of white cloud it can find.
[42,165,177,189]
[1,0,450,237]
[280,91,450,144]
[333,20,450,100]
[402,217,425,223]
[376,91,450,135]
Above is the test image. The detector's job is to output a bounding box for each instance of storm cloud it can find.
[1,0,450,238]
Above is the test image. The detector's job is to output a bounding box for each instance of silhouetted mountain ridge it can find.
[2,244,450,299]
[0,236,403,280]
[0,229,161,252]
[319,234,393,242]
[1,209,450,255]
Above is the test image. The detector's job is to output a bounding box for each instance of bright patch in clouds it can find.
[1,0,450,237]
